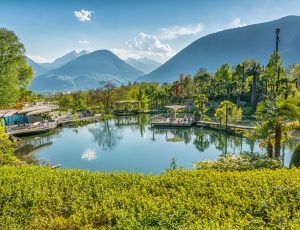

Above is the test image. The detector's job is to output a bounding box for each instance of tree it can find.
[263,52,285,99]
[194,94,208,121]
[214,100,235,128]
[193,68,211,95]
[246,60,261,109]
[231,106,243,126]
[232,61,249,106]
[255,98,300,158]
[291,63,300,89]
[214,64,232,98]
[0,28,33,107]
[99,81,115,114]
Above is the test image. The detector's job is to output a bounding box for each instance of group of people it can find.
[153,114,193,124]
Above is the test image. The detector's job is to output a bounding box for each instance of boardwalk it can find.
[6,122,57,136]
[6,114,102,136]
[197,120,255,130]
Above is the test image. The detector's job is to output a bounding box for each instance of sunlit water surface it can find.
[16,115,299,174]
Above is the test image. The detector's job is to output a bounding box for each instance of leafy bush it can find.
[0,127,23,166]
[194,152,283,171]
[0,166,300,229]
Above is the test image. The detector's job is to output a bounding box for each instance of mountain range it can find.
[139,15,300,83]
[28,16,300,91]
[125,58,161,74]
[30,50,144,91]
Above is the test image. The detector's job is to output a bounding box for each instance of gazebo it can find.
[164,105,186,118]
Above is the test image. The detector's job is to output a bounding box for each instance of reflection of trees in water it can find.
[114,115,150,137]
[152,127,193,144]
[194,128,248,156]
[15,128,62,155]
[88,120,123,151]
[193,128,210,152]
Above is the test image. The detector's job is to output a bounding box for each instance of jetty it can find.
[151,105,194,127]
[197,120,255,130]
[1,102,102,136]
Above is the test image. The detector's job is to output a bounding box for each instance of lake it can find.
[16,115,298,174]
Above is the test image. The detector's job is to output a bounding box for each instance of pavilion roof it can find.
[18,106,52,114]
[164,105,186,111]
[26,109,52,116]
[0,109,18,118]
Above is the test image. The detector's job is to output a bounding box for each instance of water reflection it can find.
[16,115,298,172]
[193,128,210,152]
[88,120,123,151]
[81,148,97,161]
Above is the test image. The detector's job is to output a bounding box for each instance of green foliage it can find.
[194,94,208,120]
[214,100,242,127]
[0,166,300,229]
[290,143,300,168]
[0,127,23,166]
[194,153,283,171]
[255,98,300,157]
[0,28,33,107]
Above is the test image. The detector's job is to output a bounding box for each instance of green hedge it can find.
[1,166,300,229]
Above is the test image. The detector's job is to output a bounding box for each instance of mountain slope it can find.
[125,58,161,74]
[40,50,89,71]
[31,50,144,91]
[139,16,300,83]
[26,57,48,76]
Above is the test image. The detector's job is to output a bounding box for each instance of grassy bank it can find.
[1,166,300,229]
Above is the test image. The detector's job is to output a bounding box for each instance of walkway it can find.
[197,120,255,130]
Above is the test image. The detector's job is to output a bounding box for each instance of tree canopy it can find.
[0,28,33,107]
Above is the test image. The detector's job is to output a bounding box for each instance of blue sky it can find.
[1,0,300,63]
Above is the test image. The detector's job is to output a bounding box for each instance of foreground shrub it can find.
[0,127,23,166]
[0,166,299,229]
[194,152,283,171]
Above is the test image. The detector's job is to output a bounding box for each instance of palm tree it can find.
[255,98,300,157]
[194,94,208,121]
[246,60,261,109]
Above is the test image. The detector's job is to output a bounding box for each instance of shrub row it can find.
[0,166,300,229]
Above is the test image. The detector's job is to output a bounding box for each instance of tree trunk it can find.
[236,94,241,107]
[251,75,257,109]
[275,123,282,158]
[225,106,228,129]
[267,137,273,158]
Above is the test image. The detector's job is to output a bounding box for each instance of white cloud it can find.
[78,40,89,44]
[74,9,93,22]
[159,23,204,40]
[126,32,173,53]
[81,148,97,161]
[112,32,174,62]
[228,18,247,28]
[27,54,49,63]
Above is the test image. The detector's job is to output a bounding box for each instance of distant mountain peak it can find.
[31,49,144,92]
[139,15,300,83]
[125,57,161,74]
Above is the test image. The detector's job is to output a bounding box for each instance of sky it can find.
[0,0,300,63]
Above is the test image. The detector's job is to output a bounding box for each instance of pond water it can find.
[16,115,298,174]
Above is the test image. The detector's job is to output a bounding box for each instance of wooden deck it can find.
[57,114,102,125]
[151,121,193,127]
[196,121,255,130]
[6,122,57,136]
[6,115,102,136]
